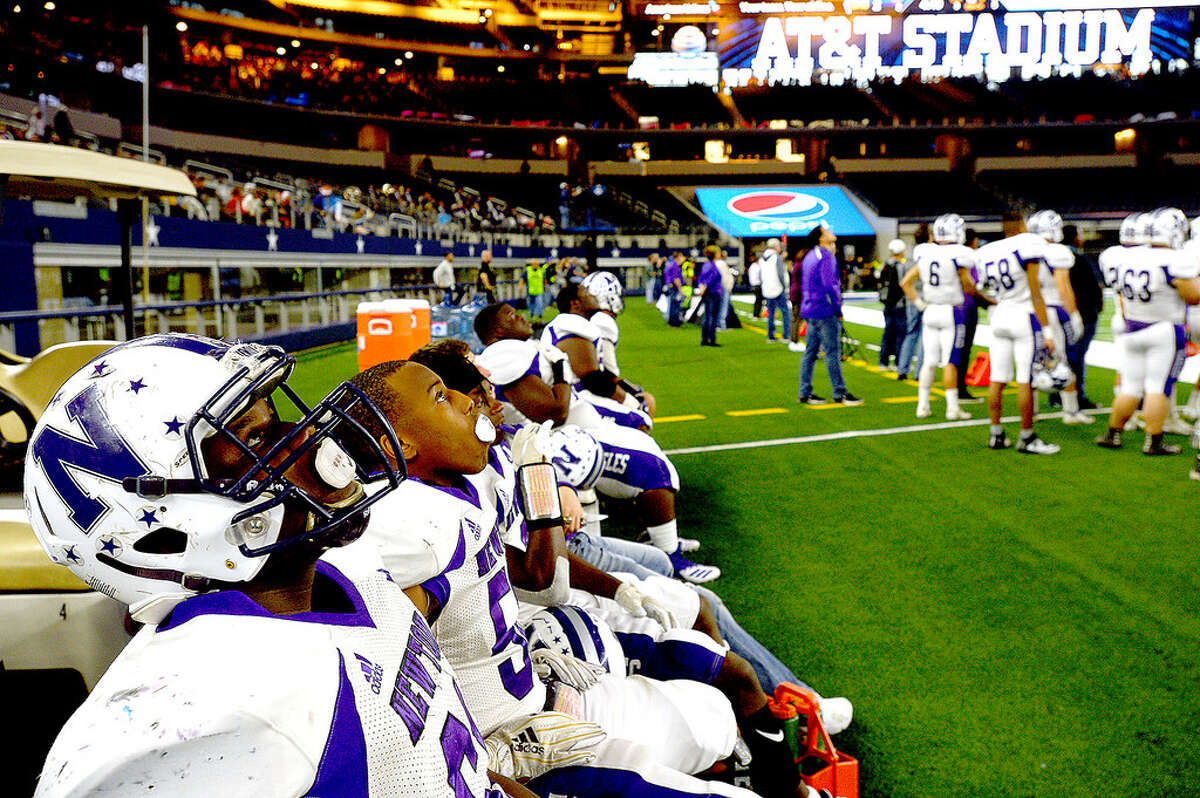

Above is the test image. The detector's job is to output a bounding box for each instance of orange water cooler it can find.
[356,299,432,371]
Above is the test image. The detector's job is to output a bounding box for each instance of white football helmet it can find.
[1031,351,1073,393]
[887,239,906,255]
[932,213,965,245]
[1026,209,1063,243]
[1119,213,1144,246]
[543,426,604,490]
[526,605,625,676]
[1191,215,1200,243]
[1148,207,1188,249]
[24,334,402,623]
[581,271,625,315]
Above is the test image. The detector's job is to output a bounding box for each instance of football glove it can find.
[484,711,606,780]
[510,420,554,467]
[530,648,605,691]
[614,582,678,630]
[1068,310,1084,344]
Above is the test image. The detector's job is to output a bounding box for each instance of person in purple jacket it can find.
[694,245,725,347]
[662,254,685,327]
[797,224,863,405]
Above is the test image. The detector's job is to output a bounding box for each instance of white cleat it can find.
[1062,412,1094,425]
[678,537,701,553]
[946,409,971,421]
[915,407,932,419]
[1163,416,1194,435]
[787,342,805,353]
[1017,435,1060,455]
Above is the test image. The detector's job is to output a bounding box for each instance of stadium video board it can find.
[637,1,1196,85]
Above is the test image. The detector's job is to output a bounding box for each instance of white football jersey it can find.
[974,232,1048,306]
[1098,244,1138,289]
[1108,245,1200,325]
[1038,242,1075,307]
[912,242,974,306]
[362,445,545,737]
[475,338,605,431]
[37,543,500,798]
[541,313,602,386]
[591,311,621,376]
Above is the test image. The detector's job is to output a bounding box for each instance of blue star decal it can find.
[138,509,158,528]
[129,378,147,394]
[163,417,184,435]
[63,545,81,563]
[90,360,109,378]
[99,538,119,555]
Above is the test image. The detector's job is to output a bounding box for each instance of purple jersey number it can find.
[486,568,535,699]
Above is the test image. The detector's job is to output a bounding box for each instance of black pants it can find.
[701,292,721,345]
[752,286,763,318]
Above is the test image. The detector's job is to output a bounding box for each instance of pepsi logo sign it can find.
[726,190,831,234]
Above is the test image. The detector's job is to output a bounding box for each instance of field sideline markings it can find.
[655,414,707,423]
[726,408,788,417]
[664,409,1111,456]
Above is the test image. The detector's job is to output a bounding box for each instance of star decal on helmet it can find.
[97,536,122,556]
[138,508,159,528]
[163,417,185,436]
[63,544,81,564]
[128,378,147,394]
[90,361,109,378]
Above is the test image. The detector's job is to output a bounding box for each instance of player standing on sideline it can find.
[23,334,543,798]
[900,213,989,421]
[1095,207,1200,455]
[1177,216,1200,423]
[974,220,1060,453]
[1025,209,1094,425]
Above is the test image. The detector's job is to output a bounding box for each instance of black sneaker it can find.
[1095,430,1122,449]
[798,394,827,405]
[1144,441,1182,456]
[988,431,1011,450]
[835,393,864,406]
[1078,397,1098,410]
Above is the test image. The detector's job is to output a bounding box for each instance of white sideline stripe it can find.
[664,408,1111,456]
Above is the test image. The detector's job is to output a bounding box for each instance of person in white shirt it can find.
[1095,207,1200,455]
[434,251,456,305]
[748,255,763,318]
[758,238,791,343]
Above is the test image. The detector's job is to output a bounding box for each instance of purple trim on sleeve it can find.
[306,651,370,798]
[418,524,467,625]
[1165,324,1188,395]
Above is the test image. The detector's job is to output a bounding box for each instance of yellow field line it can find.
[655,414,707,423]
[805,402,864,411]
[882,396,920,404]
[726,408,788,417]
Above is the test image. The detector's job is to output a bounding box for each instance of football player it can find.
[1025,209,1093,425]
[1177,215,1200,424]
[545,282,653,431]
[1095,208,1200,454]
[580,270,658,426]
[974,220,1061,453]
[473,302,719,583]
[900,213,989,421]
[24,334,546,798]
[347,360,762,798]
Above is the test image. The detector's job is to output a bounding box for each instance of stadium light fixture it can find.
[497,65,505,73]
[43,1,53,9]
[1114,127,1136,152]
[12,5,19,13]
[394,58,402,66]
[404,51,414,59]
[705,140,728,164]
[291,39,301,48]
[310,61,319,69]
[175,20,187,32]
[276,46,287,56]
[776,139,804,163]
[377,66,386,75]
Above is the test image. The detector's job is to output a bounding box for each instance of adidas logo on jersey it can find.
[462,518,482,541]
[355,653,384,695]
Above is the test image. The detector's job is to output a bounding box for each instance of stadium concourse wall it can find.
[0,198,658,356]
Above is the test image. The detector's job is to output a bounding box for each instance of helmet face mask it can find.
[1031,351,1073,393]
[932,213,965,245]
[581,271,625,315]
[25,334,403,622]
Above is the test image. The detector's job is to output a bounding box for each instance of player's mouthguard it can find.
[475,414,496,443]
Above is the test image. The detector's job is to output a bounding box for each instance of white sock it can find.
[645,520,679,553]
[991,424,1004,436]
[946,388,960,414]
[918,364,935,410]
[1063,390,1079,414]
[1187,388,1200,415]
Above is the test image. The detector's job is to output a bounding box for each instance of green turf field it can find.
[292,300,1200,798]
